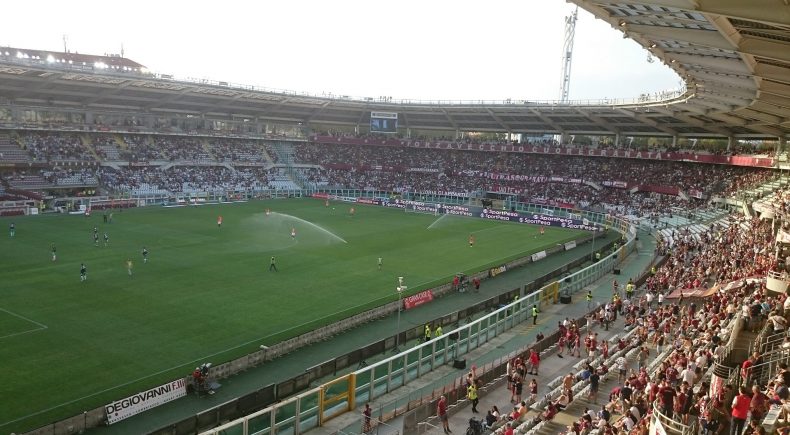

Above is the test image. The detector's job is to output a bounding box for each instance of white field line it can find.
[0,259,499,427]
[0,307,48,340]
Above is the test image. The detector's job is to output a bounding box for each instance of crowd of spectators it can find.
[293,143,772,216]
[209,139,267,163]
[0,131,778,206]
[472,211,786,435]
[313,131,776,156]
[17,132,94,162]
[98,166,276,193]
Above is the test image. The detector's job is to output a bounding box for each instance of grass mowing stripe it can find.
[0,199,586,432]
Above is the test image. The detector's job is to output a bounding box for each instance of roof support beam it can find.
[671,111,733,136]
[528,109,564,134]
[304,101,332,122]
[754,63,790,86]
[441,109,459,131]
[584,0,790,27]
[485,108,512,132]
[748,102,790,119]
[732,108,785,125]
[762,80,790,100]
[614,108,678,135]
[759,92,790,109]
[575,109,621,134]
[625,24,790,64]
[671,53,752,75]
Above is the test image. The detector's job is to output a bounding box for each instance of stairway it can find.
[271,141,305,189]
[260,140,275,164]
[81,134,101,161]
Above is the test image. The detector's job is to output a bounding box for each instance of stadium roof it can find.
[568,0,790,139]
[0,1,788,140]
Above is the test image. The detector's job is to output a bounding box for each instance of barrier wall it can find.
[199,213,636,435]
[22,194,624,435]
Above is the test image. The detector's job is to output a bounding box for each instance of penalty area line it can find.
[0,307,48,341]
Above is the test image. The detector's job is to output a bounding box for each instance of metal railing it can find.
[651,400,699,434]
[0,52,690,108]
[198,213,636,435]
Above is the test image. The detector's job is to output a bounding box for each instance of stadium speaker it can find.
[449,332,460,341]
[560,295,572,304]
[453,359,467,370]
[613,268,621,275]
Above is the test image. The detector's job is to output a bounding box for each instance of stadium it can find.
[1,1,790,435]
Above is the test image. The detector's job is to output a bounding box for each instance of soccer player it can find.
[217,215,223,228]
[126,259,133,277]
[469,234,475,247]
[265,208,271,216]
[9,222,14,237]
[103,233,109,247]
[540,226,545,236]
[349,207,356,217]
[269,256,278,272]
[291,227,296,240]
[80,263,87,282]
[325,199,329,207]
[378,257,383,271]
[51,243,57,262]
[142,247,149,263]
[93,232,99,247]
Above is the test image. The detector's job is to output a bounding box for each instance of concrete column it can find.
[455,129,461,140]
[406,128,411,138]
[779,136,787,154]
[672,135,678,147]
[727,136,735,152]
[85,111,94,126]
[614,133,621,148]
[10,105,20,122]
[560,133,570,145]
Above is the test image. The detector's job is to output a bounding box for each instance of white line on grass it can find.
[4,227,562,428]
[0,307,48,340]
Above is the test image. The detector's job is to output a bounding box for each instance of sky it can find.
[1,0,681,102]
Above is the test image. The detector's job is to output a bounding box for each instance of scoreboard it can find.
[370,111,398,133]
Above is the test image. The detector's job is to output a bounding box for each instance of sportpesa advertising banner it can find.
[318,194,601,232]
[105,378,187,424]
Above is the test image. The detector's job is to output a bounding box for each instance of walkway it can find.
[323,230,657,435]
[89,232,622,435]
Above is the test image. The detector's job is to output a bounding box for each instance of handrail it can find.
[652,401,698,434]
[197,210,637,434]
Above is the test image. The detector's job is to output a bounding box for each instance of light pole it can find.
[590,221,597,262]
[394,277,407,353]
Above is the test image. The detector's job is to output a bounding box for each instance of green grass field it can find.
[0,198,585,432]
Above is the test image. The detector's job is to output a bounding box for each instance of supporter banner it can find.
[564,241,577,251]
[310,136,775,168]
[531,251,547,262]
[778,229,790,244]
[105,378,187,424]
[403,289,434,310]
[489,265,507,278]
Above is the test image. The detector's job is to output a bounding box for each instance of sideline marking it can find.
[1,233,591,427]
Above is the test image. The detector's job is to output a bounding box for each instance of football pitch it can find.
[0,198,585,432]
